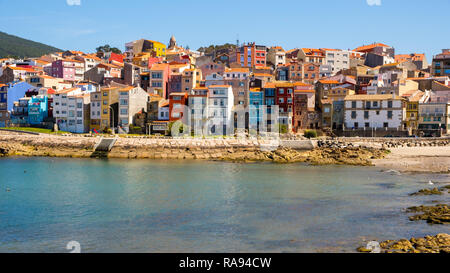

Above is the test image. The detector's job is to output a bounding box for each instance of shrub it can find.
[278,124,288,134]
[304,130,318,139]
[103,127,112,134]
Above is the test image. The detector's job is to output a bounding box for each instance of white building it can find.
[207,85,234,135]
[205,73,225,87]
[323,49,354,75]
[267,47,286,66]
[53,87,89,132]
[118,86,149,133]
[158,101,169,121]
[344,94,405,129]
[66,93,90,133]
[189,87,208,134]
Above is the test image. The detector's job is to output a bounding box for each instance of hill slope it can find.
[0,31,62,58]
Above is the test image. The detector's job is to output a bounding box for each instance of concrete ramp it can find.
[280,140,316,150]
[93,137,117,152]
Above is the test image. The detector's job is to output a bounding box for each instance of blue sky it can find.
[0,0,447,62]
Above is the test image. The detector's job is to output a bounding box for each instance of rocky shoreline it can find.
[358,184,450,253]
[357,233,450,253]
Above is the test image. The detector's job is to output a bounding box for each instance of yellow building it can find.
[90,87,120,132]
[327,87,355,101]
[149,40,166,57]
[405,91,427,134]
[132,52,151,67]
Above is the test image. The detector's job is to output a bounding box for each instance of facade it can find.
[223,68,249,107]
[431,49,450,77]
[27,95,48,125]
[0,84,8,126]
[149,63,170,98]
[50,59,84,81]
[207,85,234,135]
[267,46,286,67]
[3,81,35,112]
[236,43,267,68]
[181,68,202,93]
[395,53,428,70]
[248,89,264,132]
[169,92,188,122]
[0,66,39,84]
[53,88,83,131]
[344,94,405,130]
[11,97,31,125]
[66,94,90,133]
[322,48,352,75]
[189,87,208,134]
[125,39,167,62]
[118,86,149,133]
[275,82,294,131]
[89,87,120,132]
[405,91,428,134]
[418,102,450,136]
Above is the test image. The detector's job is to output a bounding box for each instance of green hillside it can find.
[0,31,62,58]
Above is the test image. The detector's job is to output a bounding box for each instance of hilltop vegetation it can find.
[197,43,237,54]
[0,31,61,58]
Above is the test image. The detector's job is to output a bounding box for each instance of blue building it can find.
[5,81,35,111]
[0,84,8,127]
[76,83,97,93]
[28,96,48,125]
[249,89,264,132]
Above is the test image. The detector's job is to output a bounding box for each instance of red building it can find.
[109,52,124,64]
[169,92,188,122]
[236,43,267,68]
[275,82,295,114]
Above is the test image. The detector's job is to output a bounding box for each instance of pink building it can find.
[50,59,84,81]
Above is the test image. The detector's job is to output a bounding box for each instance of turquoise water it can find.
[0,157,449,253]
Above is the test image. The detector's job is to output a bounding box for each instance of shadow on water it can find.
[90,137,116,158]
[90,150,109,158]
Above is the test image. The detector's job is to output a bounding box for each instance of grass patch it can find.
[2,127,70,135]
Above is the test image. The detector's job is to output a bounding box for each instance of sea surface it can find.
[0,157,449,253]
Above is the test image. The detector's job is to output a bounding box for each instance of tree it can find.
[96,44,122,54]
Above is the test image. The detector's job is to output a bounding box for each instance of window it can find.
[364,111,369,119]
[279,89,284,94]
[387,101,393,108]
[387,111,393,119]
[351,111,357,119]
[354,122,358,129]
[120,99,128,105]
[365,122,370,128]
[351,101,357,108]
[120,109,128,115]
[384,122,389,128]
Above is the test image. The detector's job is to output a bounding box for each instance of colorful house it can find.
[169,92,188,122]
[207,85,234,135]
[118,86,149,133]
[149,63,170,99]
[28,95,48,125]
[248,88,264,132]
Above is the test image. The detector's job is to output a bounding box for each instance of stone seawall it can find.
[0,132,388,165]
[0,132,314,159]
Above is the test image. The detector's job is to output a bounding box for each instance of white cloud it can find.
[366,0,381,6]
[67,0,81,6]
